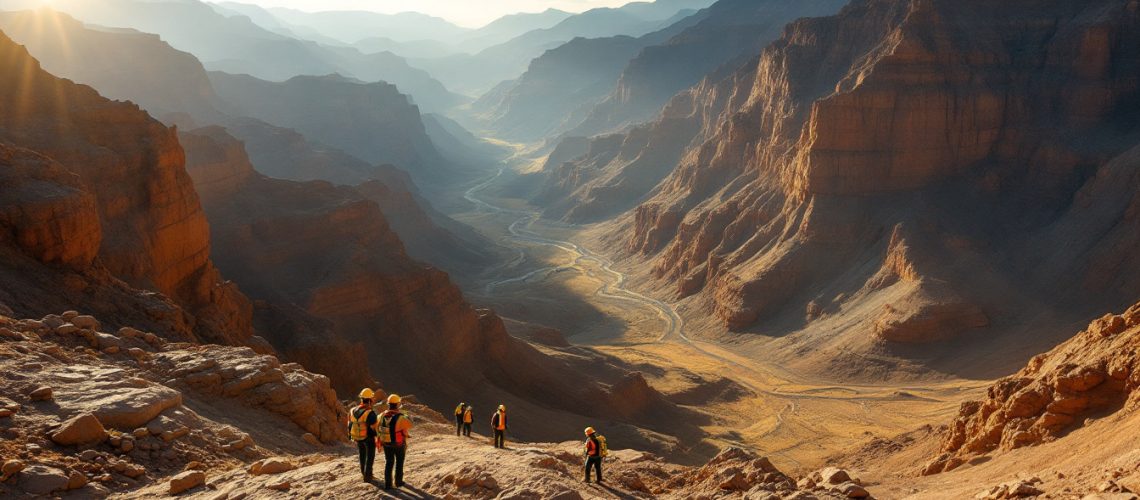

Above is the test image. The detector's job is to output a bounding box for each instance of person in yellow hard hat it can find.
[347,388,379,482]
[377,394,413,490]
[583,426,604,484]
[462,405,474,437]
[490,404,507,448]
[454,402,466,436]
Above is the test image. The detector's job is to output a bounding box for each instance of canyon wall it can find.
[0,31,253,345]
[555,0,1140,375]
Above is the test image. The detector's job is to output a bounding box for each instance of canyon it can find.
[1,0,1140,498]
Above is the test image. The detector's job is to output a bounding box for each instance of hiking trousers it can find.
[463,423,472,437]
[494,429,505,448]
[383,444,406,488]
[356,439,375,478]
[456,415,463,436]
[585,456,603,483]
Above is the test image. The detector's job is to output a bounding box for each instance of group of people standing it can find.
[348,389,607,488]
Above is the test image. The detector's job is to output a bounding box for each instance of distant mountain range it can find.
[2,0,463,111]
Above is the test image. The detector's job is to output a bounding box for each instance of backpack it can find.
[347,406,372,442]
[597,435,609,458]
[379,412,405,446]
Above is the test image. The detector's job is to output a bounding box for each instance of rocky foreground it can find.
[0,309,873,498]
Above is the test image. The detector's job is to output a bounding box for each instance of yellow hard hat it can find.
[584,427,595,435]
[498,404,505,411]
[359,388,374,399]
[387,394,402,404]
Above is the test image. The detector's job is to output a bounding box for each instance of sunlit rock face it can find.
[0,31,253,345]
[544,0,1140,368]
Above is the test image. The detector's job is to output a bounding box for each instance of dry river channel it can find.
[460,168,985,470]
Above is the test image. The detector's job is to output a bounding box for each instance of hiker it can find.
[490,404,507,448]
[583,426,606,484]
[347,388,379,482]
[378,394,413,490]
[462,405,474,437]
[454,402,466,436]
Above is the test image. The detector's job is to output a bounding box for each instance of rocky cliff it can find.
[0,30,253,345]
[569,0,1140,376]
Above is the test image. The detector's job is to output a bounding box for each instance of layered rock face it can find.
[0,31,252,345]
[568,0,848,138]
[207,72,451,184]
[572,0,1140,372]
[925,303,1140,475]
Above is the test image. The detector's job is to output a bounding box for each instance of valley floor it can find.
[449,166,988,472]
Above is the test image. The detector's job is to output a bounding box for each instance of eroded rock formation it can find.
[0,31,252,345]
[925,302,1140,474]
[550,0,1140,374]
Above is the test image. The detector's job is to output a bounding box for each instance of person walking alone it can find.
[490,405,507,448]
[347,388,379,482]
[378,394,413,490]
[583,427,605,484]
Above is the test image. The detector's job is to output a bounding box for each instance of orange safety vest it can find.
[463,408,473,423]
[585,436,600,456]
[348,405,373,442]
[379,411,407,447]
[491,410,506,430]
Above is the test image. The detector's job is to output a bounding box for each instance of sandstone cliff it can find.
[568,0,1140,377]
[0,30,252,345]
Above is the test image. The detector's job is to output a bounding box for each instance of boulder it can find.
[819,467,852,485]
[28,386,53,401]
[839,482,870,498]
[302,432,321,446]
[51,413,108,446]
[2,459,25,478]
[169,470,205,494]
[266,480,291,491]
[19,465,70,495]
[67,470,88,489]
[71,315,99,330]
[250,457,295,475]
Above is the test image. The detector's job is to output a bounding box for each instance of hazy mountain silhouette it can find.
[262,6,469,44]
[412,0,715,95]
[455,8,572,52]
[6,0,463,110]
[207,71,453,183]
[568,0,850,137]
[472,7,708,142]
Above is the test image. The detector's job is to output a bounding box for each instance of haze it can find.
[207,0,632,27]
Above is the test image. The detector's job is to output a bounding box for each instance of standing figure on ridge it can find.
[491,404,508,448]
[454,402,466,436]
[347,388,379,483]
[583,426,607,484]
[378,394,413,490]
[463,404,474,437]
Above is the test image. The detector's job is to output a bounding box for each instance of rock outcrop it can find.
[553,0,1140,376]
[0,31,253,345]
[0,310,343,498]
[925,303,1140,474]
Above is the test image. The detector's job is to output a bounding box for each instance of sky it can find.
[219,0,633,28]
